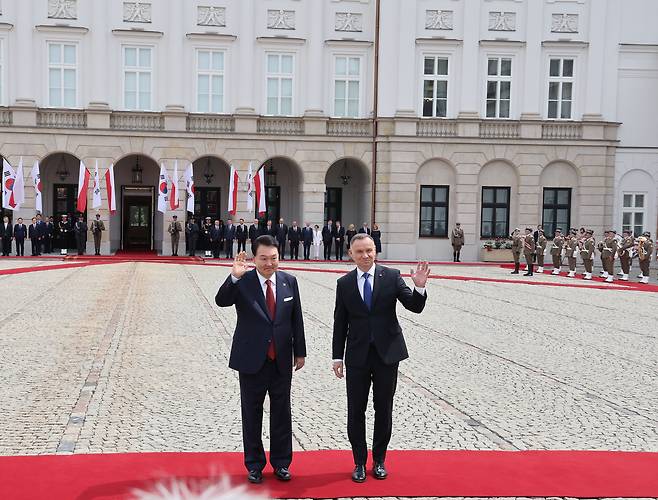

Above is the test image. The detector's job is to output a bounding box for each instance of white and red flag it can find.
[104,164,116,214]
[184,162,195,213]
[157,163,169,213]
[76,161,91,213]
[92,160,102,209]
[13,157,25,209]
[170,160,180,210]
[31,160,42,213]
[254,166,266,216]
[246,161,254,211]
[228,164,239,216]
[2,158,17,210]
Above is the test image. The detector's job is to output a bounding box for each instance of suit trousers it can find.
[31,238,40,255]
[237,239,247,253]
[303,243,311,260]
[238,360,292,472]
[346,346,399,466]
[335,240,344,260]
[277,240,286,259]
[15,238,25,256]
[211,240,221,258]
[225,239,234,258]
[1,237,11,256]
[289,242,299,260]
[323,240,332,260]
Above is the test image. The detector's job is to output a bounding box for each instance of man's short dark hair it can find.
[252,234,278,256]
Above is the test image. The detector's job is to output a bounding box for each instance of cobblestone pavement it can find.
[1,258,657,499]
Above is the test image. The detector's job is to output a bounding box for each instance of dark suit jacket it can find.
[13,224,27,239]
[248,224,259,240]
[276,224,288,243]
[333,226,346,242]
[210,226,224,242]
[216,269,306,375]
[224,225,236,241]
[358,227,371,235]
[333,265,427,367]
[322,225,333,243]
[265,225,276,237]
[236,225,248,241]
[0,222,12,239]
[29,224,39,239]
[288,226,301,243]
[302,227,313,244]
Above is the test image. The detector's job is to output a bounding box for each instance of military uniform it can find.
[550,231,564,275]
[602,232,618,282]
[510,230,522,274]
[168,218,182,256]
[637,232,653,284]
[536,231,548,273]
[450,225,464,262]
[90,217,105,255]
[580,231,595,280]
[565,231,578,277]
[523,230,536,276]
[617,231,634,281]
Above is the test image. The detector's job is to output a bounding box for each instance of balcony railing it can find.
[479,120,520,139]
[110,111,164,131]
[187,114,235,133]
[416,119,458,137]
[257,117,304,135]
[0,108,12,126]
[542,122,583,140]
[327,118,372,136]
[37,109,87,129]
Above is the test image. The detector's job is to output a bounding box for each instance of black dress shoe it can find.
[373,462,388,480]
[274,467,291,481]
[352,464,366,483]
[247,470,263,484]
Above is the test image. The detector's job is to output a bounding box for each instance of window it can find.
[542,188,571,237]
[422,56,448,117]
[419,185,449,237]
[194,187,221,221]
[266,53,293,115]
[124,46,152,110]
[622,193,646,237]
[334,56,360,118]
[48,43,77,107]
[547,58,574,119]
[481,187,510,238]
[486,57,511,118]
[196,50,224,113]
[324,188,343,223]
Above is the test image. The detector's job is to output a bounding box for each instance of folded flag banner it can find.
[31,160,42,213]
[228,164,239,216]
[2,158,17,210]
[77,161,91,213]
[157,163,169,213]
[184,162,194,214]
[246,161,254,211]
[170,160,180,210]
[254,166,266,216]
[92,160,102,209]
[105,164,116,214]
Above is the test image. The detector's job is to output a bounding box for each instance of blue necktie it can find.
[363,273,372,310]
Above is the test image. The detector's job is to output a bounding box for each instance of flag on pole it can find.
[170,160,180,210]
[14,157,25,209]
[228,164,239,216]
[157,163,169,213]
[105,164,116,214]
[246,161,254,211]
[184,162,195,214]
[254,166,266,216]
[2,158,17,210]
[92,160,102,209]
[31,160,42,213]
[76,161,91,213]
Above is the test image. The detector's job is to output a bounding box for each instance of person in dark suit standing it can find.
[333,220,346,261]
[236,218,248,254]
[248,219,260,246]
[358,222,371,235]
[265,220,276,238]
[13,218,27,256]
[35,214,45,255]
[287,221,301,260]
[322,219,333,260]
[216,235,306,484]
[186,217,200,256]
[225,218,237,258]
[58,214,71,251]
[210,220,224,259]
[332,233,429,483]
[301,221,313,260]
[44,216,55,253]
[0,216,12,256]
[28,217,40,256]
[275,218,288,260]
[74,215,88,255]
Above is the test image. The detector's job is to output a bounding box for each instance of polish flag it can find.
[13,157,25,209]
[92,160,102,209]
[184,162,195,213]
[170,160,180,210]
[31,160,42,213]
[254,166,266,216]
[105,164,116,214]
[2,158,17,210]
[246,161,254,211]
[76,161,91,213]
[228,164,239,216]
[157,163,169,213]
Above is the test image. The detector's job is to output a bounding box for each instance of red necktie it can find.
[265,279,276,360]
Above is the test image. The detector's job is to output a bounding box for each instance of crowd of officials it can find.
[169,216,383,260]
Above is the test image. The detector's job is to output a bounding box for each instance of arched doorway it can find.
[112,154,161,252]
[259,157,302,225]
[41,152,86,250]
[191,156,230,223]
[324,158,371,228]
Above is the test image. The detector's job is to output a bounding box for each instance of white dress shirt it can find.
[231,270,276,300]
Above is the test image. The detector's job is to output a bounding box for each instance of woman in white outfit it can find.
[312,224,323,260]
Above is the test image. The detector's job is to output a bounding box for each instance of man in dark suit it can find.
[35,214,45,255]
[287,221,301,260]
[358,222,371,235]
[275,218,288,260]
[265,220,276,238]
[301,221,313,260]
[322,219,333,260]
[209,220,224,259]
[332,233,429,482]
[13,217,27,256]
[216,235,306,484]
[186,217,200,256]
[236,218,248,254]
[248,219,260,246]
[28,217,40,256]
[0,216,12,256]
[74,215,88,255]
[333,220,346,261]
[224,218,237,258]
[44,216,55,253]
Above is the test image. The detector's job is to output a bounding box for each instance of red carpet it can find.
[1,450,658,499]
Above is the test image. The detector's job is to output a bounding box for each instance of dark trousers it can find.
[1,238,10,256]
[93,233,102,255]
[323,240,332,260]
[239,360,292,472]
[237,239,247,253]
[189,235,198,256]
[277,240,286,259]
[335,240,344,260]
[346,346,398,466]
[31,238,40,256]
[225,239,234,258]
[44,235,52,253]
[76,237,86,255]
[289,242,299,260]
[303,243,311,260]
[16,238,25,256]
[211,240,221,258]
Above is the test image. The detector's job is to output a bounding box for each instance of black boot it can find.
[457,251,461,262]
[524,264,533,276]
[453,252,457,262]
[511,262,520,274]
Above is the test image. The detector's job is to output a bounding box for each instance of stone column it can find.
[457,0,481,118]
[236,0,256,114]
[520,0,542,120]
[304,0,324,116]
[582,5,607,120]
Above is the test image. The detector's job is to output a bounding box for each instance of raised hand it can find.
[231,251,250,279]
[410,261,430,288]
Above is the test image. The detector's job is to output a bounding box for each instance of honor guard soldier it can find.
[186,217,200,256]
[523,228,536,276]
[602,230,618,282]
[510,228,522,274]
[91,214,105,255]
[168,215,182,256]
[550,228,564,275]
[74,215,88,255]
[536,228,548,273]
[617,229,634,281]
[637,232,653,284]
[597,232,607,278]
[565,229,578,277]
[58,214,71,251]
[44,216,55,253]
[450,223,465,262]
[581,229,595,280]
